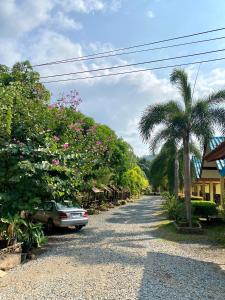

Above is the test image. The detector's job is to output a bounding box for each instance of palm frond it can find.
[207,90,225,104]
[150,126,180,154]
[189,143,201,159]
[149,152,168,188]
[139,100,182,141]
[209,107,225,135]
[191,100,214,142]
[170,68,192,112]
[150,128,168,154]
[160,139,177,156]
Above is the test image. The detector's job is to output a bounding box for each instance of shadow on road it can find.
[138,252,225,299]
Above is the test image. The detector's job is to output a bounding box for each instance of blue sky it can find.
[1,0,225,155]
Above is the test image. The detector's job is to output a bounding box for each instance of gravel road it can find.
[0,196,225,300]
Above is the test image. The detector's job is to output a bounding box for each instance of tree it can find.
[0,60,148,214]
[149,139,200,197]
[138,157,151,183]
[139,68,225,227]
[121,165,149,196]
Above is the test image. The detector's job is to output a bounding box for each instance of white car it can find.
[33,200,88,232]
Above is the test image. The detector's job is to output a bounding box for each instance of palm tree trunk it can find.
[174,150,179,202]
[183,135,192,227]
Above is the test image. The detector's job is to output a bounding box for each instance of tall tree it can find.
[139,68,225,227]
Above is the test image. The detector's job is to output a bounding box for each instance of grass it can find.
[156,219,225,247]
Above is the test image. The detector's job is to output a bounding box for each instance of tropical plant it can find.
[0,215,26,245]
[139,68,225,227]
[19,221,47,252]
[162,192,186,221]
[121,165,149,196]
[149,138,200,199]
[138,157,152,183]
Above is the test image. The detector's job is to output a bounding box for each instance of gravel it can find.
[0,196,224,300]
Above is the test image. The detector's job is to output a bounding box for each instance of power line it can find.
[33,26,225,67]
[35,35,225,66]
[42,56,225,84]
[40,47,225,79]
[192,62,202,98]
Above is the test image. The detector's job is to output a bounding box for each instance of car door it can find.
[34,203,45,222]
[43,202,54,223]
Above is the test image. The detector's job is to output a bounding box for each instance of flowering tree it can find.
[0,61,148,214]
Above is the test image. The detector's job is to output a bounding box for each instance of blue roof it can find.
[209,137,225,177]
[192,156,201,179]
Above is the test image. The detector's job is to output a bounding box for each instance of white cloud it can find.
[0,40,21,66]
[109,0,122,12]
[0,0,54,38]
[51,12,83,30]
[59,0,122,14]
[60,0,105,14]
[146,10,155,19]
[27,30,86,74]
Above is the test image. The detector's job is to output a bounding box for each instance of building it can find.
[192,137,225,208]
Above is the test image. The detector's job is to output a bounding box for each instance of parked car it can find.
[33,200,88,232]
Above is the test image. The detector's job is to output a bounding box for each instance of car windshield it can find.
[56,202,80,210]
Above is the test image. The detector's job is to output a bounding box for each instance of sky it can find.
[1,0,225,156]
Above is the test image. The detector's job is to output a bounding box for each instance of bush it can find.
[119,200,127,205]
[162,193,186,221]
[190,196,204,200]
[0,215,47,251]
[121,165,149,196]
[191,201,218,218]
[179,196,204,202]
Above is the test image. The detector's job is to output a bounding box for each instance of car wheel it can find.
[47,219,54,234]
[74,225,83,232]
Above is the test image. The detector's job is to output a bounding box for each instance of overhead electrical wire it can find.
[40,47,225,79]
[33,26,225,67]
[42,56,225,84]
[35,35,225,66]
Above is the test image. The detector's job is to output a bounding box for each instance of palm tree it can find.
[139,68,225,227]
[150,127,181,201]
[149,135,200,200]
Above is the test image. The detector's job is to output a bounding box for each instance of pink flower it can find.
[52,159,60,166]
[63,143,69,149]
[48,103,57,109]
[55,90,82,111]
[69,124,82,132]
[96,140,102,145]
[53,135,60,142]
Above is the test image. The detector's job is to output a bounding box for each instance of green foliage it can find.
[0,214,26,245]
[121,165,149,196]
[0,61,141,217]
[191,201,218,218]
[0,215,46,251]
[162,192,186,221]
[190,196,204,200]
[138,157,151,183]
[19,221,47,252]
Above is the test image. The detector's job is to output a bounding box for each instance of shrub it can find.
[0,215,47,251]
[191,201,217,218]
[179,196,204,202]
[119,200,127,205]
[162,193,186,221]
[190,196,204,200]
[121,165,149,196]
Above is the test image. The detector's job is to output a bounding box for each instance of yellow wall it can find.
[193,183,221,194]
[216,184,221,194]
